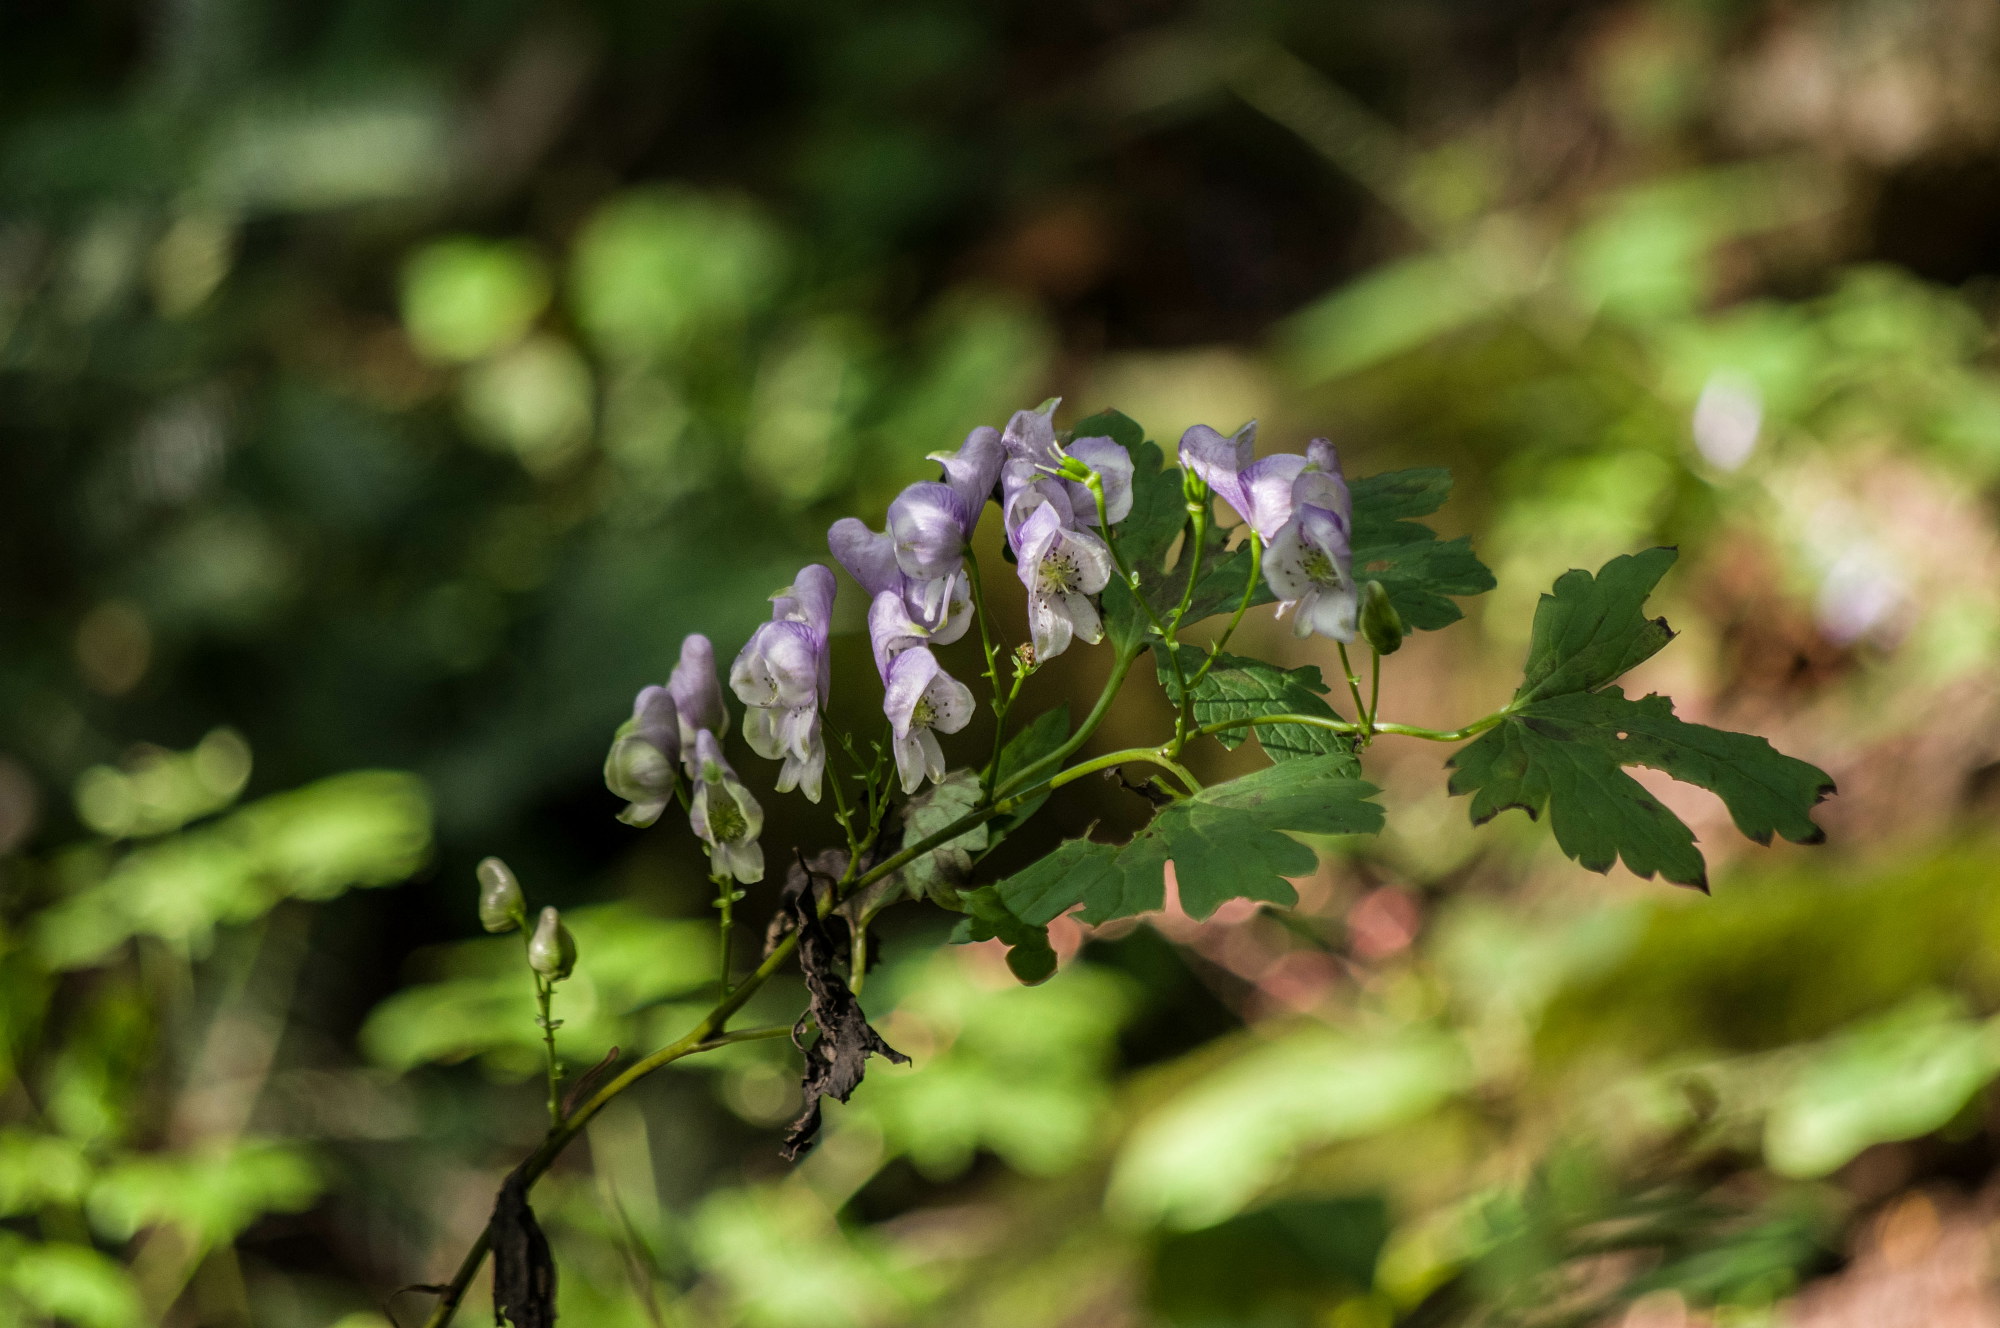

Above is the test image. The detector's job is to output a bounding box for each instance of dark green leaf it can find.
[1102,437,1192,656]
[897,771,988,905]
[995,755,1382,924]
[949,885,1058,984]
[1447,549,1834,889]
[1514,547,1678,703]
[1348,469,1496,632]
[1156,645,1354,763]
[1068,408,1145,453]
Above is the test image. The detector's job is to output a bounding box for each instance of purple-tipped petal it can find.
[1177,422,1257,514]
[1064,436,1135,526]
[1002,399,1061,464]
[930,426,1003,521]
[868,590,929,682]
[828,518,902,598]
[1238,452,1308,542]
[887,481,970,582]
[669,634,728,762]
[883,647,943,740]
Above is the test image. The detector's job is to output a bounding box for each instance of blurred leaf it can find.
[72,728,252,840]
[0,1238,141,1328]
[1109,1024,1472,1230]
[995,753,1380,925]
[37,772,431,968]
[0,1131,91,1215]
[1150,1197,1390,1327]
[852,952,1131,1176]
[1281,251,1515,383]
[361,904,714,1073]
[1765,996,2000,1178]
[402,238,550,363]
[571,188,788,361]
[87,1141,318,1244]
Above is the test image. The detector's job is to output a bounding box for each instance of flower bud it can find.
[527,906,577,982]
[477,857,527,933]
[1359,580,1405,656]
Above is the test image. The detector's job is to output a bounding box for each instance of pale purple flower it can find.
[883,646,976,793]
[730,565,835,802]
[828,517,972,644]
[998,399,1132,528]
[668,635,728,771]
[928,426,1004,523]
[1177,421,1311,543]
[689,730,764,883]
[1264,443,1357,642]
[604,684,680,827]
[867,589,931,681]
[1015,501,1114,660]
[888,481,976,583]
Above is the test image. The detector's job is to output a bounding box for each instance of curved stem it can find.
[1335,642,1369,738]
[994,640,1142,799]
[1194,711,1508,743]
[1367,649,1381,729]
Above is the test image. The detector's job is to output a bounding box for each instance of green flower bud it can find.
[1359,580,1406,656]
[527,906,576,982]
[477,857,527,933]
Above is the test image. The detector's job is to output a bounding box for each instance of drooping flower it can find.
[887,481,977,584]
[604,683,681,826]
[731,565,834,802]
[668,635,728,770]
[998,399,1133,529]
[1264,441,1357,642]
[689,730,765,883]
[867,589,931,681]
[928,425,1004,517]
[883,646,976,793]
[1014,500,1114,660]
[1177,421,1309,542]
[828,518,972,644]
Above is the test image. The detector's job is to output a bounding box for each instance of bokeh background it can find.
[7,1,2000,1325]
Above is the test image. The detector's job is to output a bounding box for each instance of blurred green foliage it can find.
[9,0,2000,1324]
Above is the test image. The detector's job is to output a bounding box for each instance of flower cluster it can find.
[1179,423,1357,641]
[606,401,1355,884]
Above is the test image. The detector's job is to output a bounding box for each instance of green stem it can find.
[994,639,1143,799]
[536,978,561,1130]
[1184,533,1261,698]
[1367,649,1382,729]
[1336,642,1369,738]
[1194,711,1509,744]
[712,874,736,1004]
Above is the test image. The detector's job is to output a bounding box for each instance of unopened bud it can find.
[477,857,527,933]
[1359,581,1406,656]
[527,906,577,982]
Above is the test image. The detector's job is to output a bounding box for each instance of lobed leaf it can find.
[1156,646,1354,763]
[1347,469,1496,632]
[995,755,1382,927]
[1447,550,1834,889]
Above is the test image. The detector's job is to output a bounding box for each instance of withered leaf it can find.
[779,854,909,1160]
[488,1164,557,1328]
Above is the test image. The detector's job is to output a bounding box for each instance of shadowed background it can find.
[6,1,2000,1325]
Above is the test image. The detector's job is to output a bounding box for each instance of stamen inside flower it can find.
[708,795,749,844]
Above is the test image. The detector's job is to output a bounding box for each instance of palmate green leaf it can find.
[1156,645,1352,763]
[1347,469,1496,631]
[1447,549,1834,890]
[996,754,1381,926]
[949,886,1059,985]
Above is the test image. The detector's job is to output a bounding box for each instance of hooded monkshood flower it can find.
[604,683,681,827]
[731,565,834,802]
[668,635,728,774]
[998,400,1134,529]
[867,589,930,681]
[689,730,764,883]
[828,517,972,643]
[883,646,976,793]
[1264,441,1358,641]
[1014,500,1114,660]
[1178,421,1311,542]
